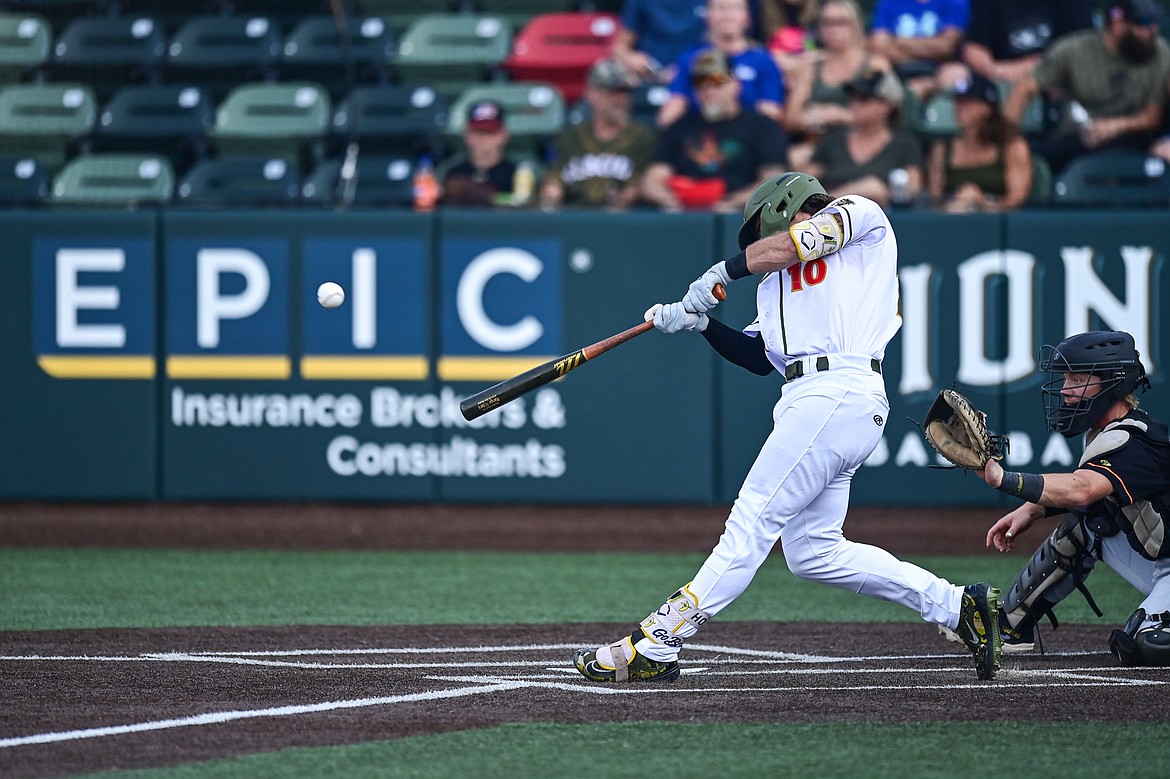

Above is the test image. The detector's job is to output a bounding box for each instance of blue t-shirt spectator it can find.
[619,0,709,75]
[669,45,786,115]
[870,0,969,39]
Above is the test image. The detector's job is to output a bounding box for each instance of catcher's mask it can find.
[737,171,827,249]
[1038,330,1149,437]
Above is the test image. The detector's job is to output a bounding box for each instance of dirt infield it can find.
[4,503,1163,778]
[4,622,1168,778]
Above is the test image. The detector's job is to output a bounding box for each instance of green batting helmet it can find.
[737,172,828,249]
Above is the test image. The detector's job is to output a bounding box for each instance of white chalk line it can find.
[0,681,523,749]
[4,642,1167,749]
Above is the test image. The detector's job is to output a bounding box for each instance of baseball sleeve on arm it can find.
[701,317,775,375]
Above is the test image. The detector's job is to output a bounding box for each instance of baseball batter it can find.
[574,171,1002,682]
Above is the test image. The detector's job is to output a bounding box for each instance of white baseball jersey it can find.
[743,195,902,371]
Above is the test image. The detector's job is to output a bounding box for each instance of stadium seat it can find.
[112,1,234,35]
[217,0,330,31]
[503,12,618,104]
[163,15,282,102]
[91,84,213,172]
[0,12,51,83]
[0,154,49,204]
[331,84,448,159]
[175,156,300,206]
[1028,154,1051,205]
[0,1,103,36]
[49,152,174,206]
[392,14,512,100]
[0,82,95,170]
[1051,150,1170,208]
[208,81,331,171]
[447,81,564,158]
[301,153,415,207]
[281,15,396,101]
[46,16,166,99]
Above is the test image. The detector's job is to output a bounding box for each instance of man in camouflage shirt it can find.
[540,59,658,210]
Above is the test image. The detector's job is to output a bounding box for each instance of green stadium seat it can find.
[208,81,331,171]
[281,15,396,101]
[0,1,103,36]
[447,81,564,157]
[0,12,51,83]
[49,152,174,206]
[1028,154,1051,205]
[0,154,49,204]
[92,84,213,172]
[0,82,95,170]
[392,13,512,100]
[1051,150,1170,208]
[175,156,301,207]
[163,15,282,102]
[46,16,166,99]
[331,84,448,158]
[301,153,415,207]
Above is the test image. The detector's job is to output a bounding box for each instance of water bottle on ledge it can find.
[888,167,911,208]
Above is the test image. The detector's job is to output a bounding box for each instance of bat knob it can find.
[713,282,727,301]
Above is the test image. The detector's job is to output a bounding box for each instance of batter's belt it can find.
[784,355,882,381]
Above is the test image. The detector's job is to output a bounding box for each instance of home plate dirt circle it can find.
[3,621,1169,778]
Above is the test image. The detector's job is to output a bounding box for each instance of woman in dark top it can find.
[927,74,1033,212]
[807,68,923,206]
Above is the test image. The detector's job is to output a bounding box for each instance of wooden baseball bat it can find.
[459,284,726,421]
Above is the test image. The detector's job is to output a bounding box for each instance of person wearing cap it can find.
[540,59,658,210]
[1003,0,1170,176]
[441,99,517,207]
[806,68,923,206]
[657,0,786,128]
[641,49,788,213]
[926,73,1033,212]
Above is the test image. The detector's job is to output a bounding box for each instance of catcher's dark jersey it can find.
[1080,409,1170,560]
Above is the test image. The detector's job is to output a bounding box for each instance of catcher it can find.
[930,331,1170,666]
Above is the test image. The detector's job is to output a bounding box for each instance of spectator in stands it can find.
[657,0,786,128]
[867,0,970,98]
[760,0,820,75]
[961,0,1094,87]
[612,0,709,84]
[1003,0,1170,176]
[641,50,789,212]
[540,59,658,210]
[441,100,516,207]
[806,68,923,205]
[784,0,895,169]
[926,74,1033,212]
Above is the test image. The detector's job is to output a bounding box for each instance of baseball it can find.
[317,281,345,309]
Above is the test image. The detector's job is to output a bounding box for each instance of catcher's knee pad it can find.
[1110,609,1170,666]
[1002,514,1100,633]
[636,583,710,650]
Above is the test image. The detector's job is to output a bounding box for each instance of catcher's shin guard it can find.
[632,583,711,655]
[1001,514,1103,649]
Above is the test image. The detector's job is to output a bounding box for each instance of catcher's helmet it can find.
[1038,330,1149,437]
[737,171,827,249]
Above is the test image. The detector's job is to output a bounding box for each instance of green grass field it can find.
[3,547,1166,778]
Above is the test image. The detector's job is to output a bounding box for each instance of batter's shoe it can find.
[952,582,1002,680]
[573,636,680,683]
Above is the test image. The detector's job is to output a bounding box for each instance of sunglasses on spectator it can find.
[819,16,853,26]
[693,74,733,88]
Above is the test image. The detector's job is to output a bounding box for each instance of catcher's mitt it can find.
[923,389,1009,469]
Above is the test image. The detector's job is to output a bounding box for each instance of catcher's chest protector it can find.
[1085,418,1170,561]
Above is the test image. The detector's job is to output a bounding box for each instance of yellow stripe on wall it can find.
[437,355,555,381]
[37,355,156,379]
[300,356,430,380]
[166,355,292,379]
